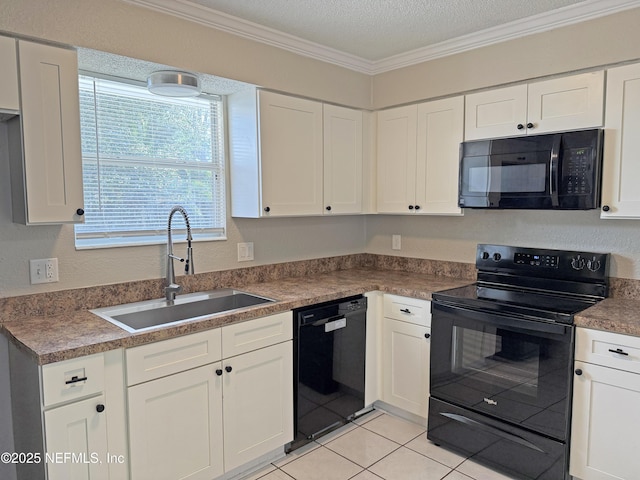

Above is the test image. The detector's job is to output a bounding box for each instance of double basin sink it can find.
[91,288,276,332]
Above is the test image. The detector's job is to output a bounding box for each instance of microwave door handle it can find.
[550,135,561,207]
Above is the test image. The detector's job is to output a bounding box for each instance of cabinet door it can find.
[323,104,363,214]
[44,395,109,480]
[258,91,323,216]
[128,363,224,480]
[14,40,84,224]
[222,341,293,471]
[415,97,464,215]
[527,71,604,134]
[601,63,640,219]
[381,318,430,418]
[0,36,18,111]
[570,361,640,480]
[464,84,527,140]
[376,105,418,213]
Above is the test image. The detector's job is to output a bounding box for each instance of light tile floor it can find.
[240,410,518,480]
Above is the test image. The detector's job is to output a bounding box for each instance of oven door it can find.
[430,302,574,441]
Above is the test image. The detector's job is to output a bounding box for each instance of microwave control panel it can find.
[563,147,593,194]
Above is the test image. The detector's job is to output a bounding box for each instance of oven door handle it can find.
[432,302,571,337]
[440,412,546,453]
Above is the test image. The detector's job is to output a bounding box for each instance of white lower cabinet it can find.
[381,294,431,419]
[128,363,224,480]
[222,341,293,471]
[44,395,110,480]
[570,328,640,480]
[126,311,293,480]
[9,348,128,480]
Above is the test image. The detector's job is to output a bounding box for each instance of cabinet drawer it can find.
[222,311,292,358]
[383,294,431,327]
[126,328,222,386]
[576,328,640,374]
[42,352,105,407]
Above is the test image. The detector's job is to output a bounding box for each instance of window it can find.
[74,74,226,248]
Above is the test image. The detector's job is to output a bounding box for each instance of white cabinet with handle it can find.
[570,328,640,480]
[600,62,640,219]
[465,71,604,140]
[126,312,293,479]
[381,294,431,419]
[323,103,363,214]
[7,39,84,224]
[377,97,463,215]
[9,348,128,480]
[229,89,363,217]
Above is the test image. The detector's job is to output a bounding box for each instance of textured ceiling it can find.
[191,0,586,60]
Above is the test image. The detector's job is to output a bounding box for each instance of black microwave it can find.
[458,129,603,209]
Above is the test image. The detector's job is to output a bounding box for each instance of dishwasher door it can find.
[291,295,368,450]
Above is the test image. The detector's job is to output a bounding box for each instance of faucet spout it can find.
[165,206,194,302]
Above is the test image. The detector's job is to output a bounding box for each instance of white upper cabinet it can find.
[323,104,363,214]
[229,89,364,217]
[376,104,418,213]
[601,62,640,219]
[8,40,84,224]
[416,97,464,215]
[258,91,324,216]
[0,35,19,112]
[465,71,604,140]
[377,97,463,215]
[465,84,528,140]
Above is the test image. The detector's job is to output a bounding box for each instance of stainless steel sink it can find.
[91,289,276,332]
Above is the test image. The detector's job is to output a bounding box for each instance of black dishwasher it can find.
[289,295,369,451]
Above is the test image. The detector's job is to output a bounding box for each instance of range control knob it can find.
[587,256,601,272]
[492,252,502,262]
[571,255,586,270]
[481,251,490,260]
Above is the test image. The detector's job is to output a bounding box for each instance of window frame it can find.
[74,72,227,250]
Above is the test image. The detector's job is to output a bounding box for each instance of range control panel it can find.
[514,252,558,268]
[476,244,610,282]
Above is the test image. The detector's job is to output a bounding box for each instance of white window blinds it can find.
[74,75,226,248]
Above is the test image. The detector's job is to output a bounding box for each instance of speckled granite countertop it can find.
[1,267,472,365]
[575,298,640,337]
[3,260,640,366]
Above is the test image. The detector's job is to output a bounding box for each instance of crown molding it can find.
[124,0,640,75]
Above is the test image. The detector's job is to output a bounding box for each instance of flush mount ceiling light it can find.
[147,71,201,97]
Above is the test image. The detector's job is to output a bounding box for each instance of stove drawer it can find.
[383,294,430,327]
[575,328,640,374]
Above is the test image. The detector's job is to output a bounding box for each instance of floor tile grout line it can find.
[325,435,405,471]
[268,409,500,480]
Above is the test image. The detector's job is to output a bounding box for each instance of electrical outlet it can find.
[392,235,401,251]
[30,258,59,284]
[237,242,254,262]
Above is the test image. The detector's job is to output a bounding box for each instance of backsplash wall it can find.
[366,210,640,280]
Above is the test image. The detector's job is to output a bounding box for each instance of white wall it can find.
[366,7,640,281]
[0,122,367,297]
[373,7,640,108]
[366,210,640,280]
[2,0,640,300]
